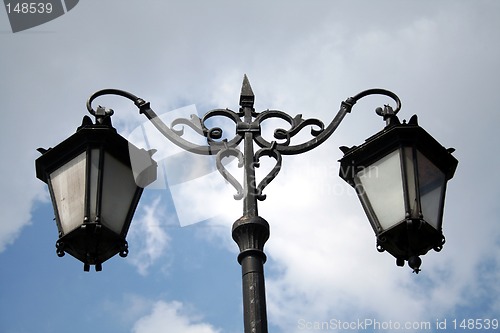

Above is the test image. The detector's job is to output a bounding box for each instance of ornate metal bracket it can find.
[86,75,401,215]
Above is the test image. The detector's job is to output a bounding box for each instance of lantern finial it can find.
[408,256,422,274]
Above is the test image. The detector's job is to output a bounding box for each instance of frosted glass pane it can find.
[100,152,137,234]
[50,152,86,234]
[404,147,418,218]
[89,149,100,222]
[417,151,445,229]
[357,150,405,230]
[421,187,442,229]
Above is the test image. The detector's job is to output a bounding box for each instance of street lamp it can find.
[35,107,157,271]
[35,75,457,333]
[339,107,458,273]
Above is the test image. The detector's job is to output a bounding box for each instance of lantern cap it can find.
[339,114,458,184]
[36,114,157,187]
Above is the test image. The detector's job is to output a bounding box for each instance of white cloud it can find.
[0,163,48,253]
[0,195,33,252]
[100,294,156,329]
[132,300,220,333]
[127,196,171,275]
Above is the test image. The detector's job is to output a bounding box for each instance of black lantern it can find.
[35,108,157,271]
[339,110,458,273]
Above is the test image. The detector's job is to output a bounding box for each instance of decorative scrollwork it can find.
[85,77,401,212]
[168,108,244,148]
[254,109,325,147]
[255,142,282,201]
[170,114,205,137]
[202,108,242,145]
[216,147,244,200]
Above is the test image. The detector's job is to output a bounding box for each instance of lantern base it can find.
[376,219,445,273]
[55,222,129,272]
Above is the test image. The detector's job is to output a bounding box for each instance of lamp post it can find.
[35,75,457,333]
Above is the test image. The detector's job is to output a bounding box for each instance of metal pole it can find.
[232,75,270,333]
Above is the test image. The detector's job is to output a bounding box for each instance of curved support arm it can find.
[86,89,141,116]
[87,87,400,157]
[350,88,401,113]
[87,89,243,156]
[252,88,401,155]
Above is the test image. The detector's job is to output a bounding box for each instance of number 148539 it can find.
[6,2,53,14]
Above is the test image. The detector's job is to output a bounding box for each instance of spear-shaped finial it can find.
[239,74,255,108]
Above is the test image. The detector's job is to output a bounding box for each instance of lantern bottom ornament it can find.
[55,222,130,272]
[375,217,445,274]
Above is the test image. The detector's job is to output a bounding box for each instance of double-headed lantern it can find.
[35,107,157,271]
[339,108,458,273]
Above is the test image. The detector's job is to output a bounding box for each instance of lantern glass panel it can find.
[417,150,446,229]
[89,148,100,223]
[403,147,418,218]
[49,151,86,235]
[356,149,405,230]
[100,151,139,234]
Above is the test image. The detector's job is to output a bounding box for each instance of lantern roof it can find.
[35,116,134,184]
[339,115,458,185]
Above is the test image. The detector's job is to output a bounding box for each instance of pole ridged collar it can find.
[232,216,270,263]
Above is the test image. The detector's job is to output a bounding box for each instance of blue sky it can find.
[1,1,499,333]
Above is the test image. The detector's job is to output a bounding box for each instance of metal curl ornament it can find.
[254,142,282,201]
[254,110,325,147]
[216,146,245,200]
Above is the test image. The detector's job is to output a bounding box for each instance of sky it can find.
[1,1,499,333]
